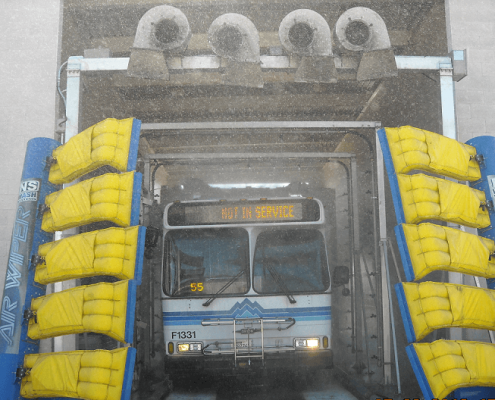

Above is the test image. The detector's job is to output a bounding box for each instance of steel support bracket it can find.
[15,367,30,382]
[23,309,37,323]
[37,203,50,218]
[439,64,454,77]
[450,49,467,82]
[66,58,81,77]
[30,254,45,268]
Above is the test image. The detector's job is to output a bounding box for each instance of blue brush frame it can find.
[466,136,495,289]
[377,128,407,224]
[127,119,142,173]
[130,172,142,227]
[406,344,434,400]
[121,347,137,400]
[125,280,138,344]
[134,226,146,285]
[394,283,416,343]
[394,224,415,282]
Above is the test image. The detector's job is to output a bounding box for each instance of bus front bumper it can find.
[165,349,333,376]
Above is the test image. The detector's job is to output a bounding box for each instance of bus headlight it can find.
[295,338,319,349]
[178,343,190,352]
[178,342,203,352]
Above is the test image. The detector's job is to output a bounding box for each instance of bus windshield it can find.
[163,228,249,297]
[253,229,330,294]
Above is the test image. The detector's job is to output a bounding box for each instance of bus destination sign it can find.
[186,202,302,224]
[167,199,320,226]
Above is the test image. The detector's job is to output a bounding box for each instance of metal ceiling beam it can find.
[143,152,356,161]
[75,55,453,72]
[141,121,381,131]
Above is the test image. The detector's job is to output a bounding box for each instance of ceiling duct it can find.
[335,7,397,81]
[208,13,263,88]
[279,9,337,83]
[127,5,191,80]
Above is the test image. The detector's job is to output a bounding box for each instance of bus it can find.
[160,196,335,379]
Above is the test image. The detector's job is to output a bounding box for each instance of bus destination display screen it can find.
[167,199,320,226]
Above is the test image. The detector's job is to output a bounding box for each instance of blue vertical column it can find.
[466,136,495,289]
[0,138,61,400]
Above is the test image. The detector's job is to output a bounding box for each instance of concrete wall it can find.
[0,1,62,298]
[446,0,495,143]
[446,0,495,343]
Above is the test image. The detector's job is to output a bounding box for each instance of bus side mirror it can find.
[332,266,350,287]
[144,226,162,259]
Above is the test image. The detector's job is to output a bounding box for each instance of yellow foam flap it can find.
[41,171,135,232]
[397,173,490,228]
[385,126,480,181]
[402,282,495,341]
[49,118,135,184]
[413,340,495,399]
[401,223,495,280]
[28,281,129,343]
[21,348,128,400]
[35,226,139,284]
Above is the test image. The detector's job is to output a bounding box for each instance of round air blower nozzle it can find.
[279,9,336,83]
[208,13,260,63]
[208,13,263,88]
[335,7,397,81]
[128,5,191,79]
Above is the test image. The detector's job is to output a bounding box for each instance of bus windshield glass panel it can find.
[163,228,249,297]
[167,198,320,226]
[253,229,330,294]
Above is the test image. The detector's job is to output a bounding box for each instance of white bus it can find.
[161,197,334,379]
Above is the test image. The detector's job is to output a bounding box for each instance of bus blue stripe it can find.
[162,299,331,325]
[163,299,330,315]
[164,308,330,316]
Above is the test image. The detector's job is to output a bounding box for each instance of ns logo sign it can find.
[19,179,40,202]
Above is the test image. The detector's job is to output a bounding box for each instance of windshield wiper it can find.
[202,269,246,307]
[265,263,296,304]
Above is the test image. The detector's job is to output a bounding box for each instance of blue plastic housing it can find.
[449,386,495,400]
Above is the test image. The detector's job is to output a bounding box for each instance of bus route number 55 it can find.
[191,282,203,291]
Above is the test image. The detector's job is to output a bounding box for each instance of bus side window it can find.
[163,238,180,295]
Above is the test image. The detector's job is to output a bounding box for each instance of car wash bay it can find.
[58,1,454,398]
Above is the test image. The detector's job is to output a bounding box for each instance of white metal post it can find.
[53,56,82,352]
[439,64,457,140]
[375,133,392,385]
[440,63,464,340]
[65,56,82,142]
